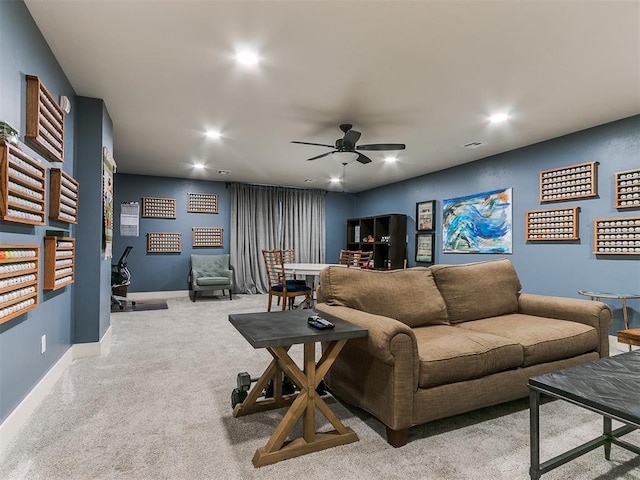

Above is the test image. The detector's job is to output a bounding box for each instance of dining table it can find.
[283,263,347,307]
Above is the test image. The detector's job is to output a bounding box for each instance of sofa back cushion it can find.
[430,258,521,323]
[318,266,449,328]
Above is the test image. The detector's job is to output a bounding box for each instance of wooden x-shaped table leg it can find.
[241,339,358,467]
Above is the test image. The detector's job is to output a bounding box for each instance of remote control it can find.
[307,315,335,330]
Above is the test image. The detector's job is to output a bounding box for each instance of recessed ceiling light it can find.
[235,49,260,66]
[205,129,221,139]
[384,156,397,163]
[193,164,205,170]
[330,177,341,184]
[217,169,231,175]
[489,113,510,124]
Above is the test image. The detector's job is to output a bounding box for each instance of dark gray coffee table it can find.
[229,308,368,467]
[528,351,640,479]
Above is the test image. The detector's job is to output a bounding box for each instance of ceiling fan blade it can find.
[291,141,335,148]
[357,143,406,151]
[306,151,336,161]
[356,153,372,164]
[343,129,361,145]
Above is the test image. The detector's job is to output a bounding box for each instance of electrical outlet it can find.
[40,334,46,354]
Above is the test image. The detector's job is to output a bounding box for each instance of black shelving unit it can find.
[346,214,407,269]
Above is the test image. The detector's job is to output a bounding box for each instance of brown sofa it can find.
[315,259,612,447]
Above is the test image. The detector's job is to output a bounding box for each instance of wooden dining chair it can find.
[262,249,312,311]
[355,250,373,268]
[339,249,371,268]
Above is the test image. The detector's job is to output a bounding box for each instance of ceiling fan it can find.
[291,123,405,164]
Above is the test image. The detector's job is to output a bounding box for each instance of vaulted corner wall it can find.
[73,97,113,344]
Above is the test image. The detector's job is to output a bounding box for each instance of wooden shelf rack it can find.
[1,143,46,225]
[44,236,76,291]
[593,217,640,255]
[539,161,598,203]
[50,168,79,224]
[0,244,39,324]
[25,75,65,163]
[142,196,176,218]
[526,207,579,241]
[615,169,640,210]
[147,232,181,253]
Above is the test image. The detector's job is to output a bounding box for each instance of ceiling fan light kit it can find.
[292,123,405,165]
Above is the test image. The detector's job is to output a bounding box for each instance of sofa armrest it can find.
[316,303,419,430]
[518,293,612,357]
[316,303,419,390]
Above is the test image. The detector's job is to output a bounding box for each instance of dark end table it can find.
[229,308,368,467]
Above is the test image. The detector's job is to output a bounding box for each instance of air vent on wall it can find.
[462,141,486,149]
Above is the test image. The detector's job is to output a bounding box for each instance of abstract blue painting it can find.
[442,188,512,253]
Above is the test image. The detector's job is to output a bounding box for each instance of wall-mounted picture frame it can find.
[416,200,436,231]
[415,232,435,264]
[443,188,512,254]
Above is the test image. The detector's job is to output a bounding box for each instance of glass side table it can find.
[578,290,640,351]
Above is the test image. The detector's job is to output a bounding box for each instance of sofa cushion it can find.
[458,314,599,367]
[413,325,523,388]
[319,266,449,327]
[430,258,521,323]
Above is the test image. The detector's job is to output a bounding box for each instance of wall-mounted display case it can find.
[192,227,223,247]
[1,143,46,225]
[539,161,598,203]
[147,232,181,253]
[187,193,218,213]
[593,217,640,255]
[0,244,39,324]
[44,236,75,291]
[49,168,79,224]
[615,169,640,209]
[526,207,579,241]
[25,75,64,163]
[142,196,176,218]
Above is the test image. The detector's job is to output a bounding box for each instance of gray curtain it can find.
[230,183,326,294]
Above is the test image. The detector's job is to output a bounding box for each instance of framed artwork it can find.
[443,188,513,254]
[416,200,436,231]
[415,232,435,263]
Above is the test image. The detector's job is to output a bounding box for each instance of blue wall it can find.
[355,115,640,331]
[112,175,356,291]
[112,175,232,292]
[73,97,113,343]
[0,0,77,423]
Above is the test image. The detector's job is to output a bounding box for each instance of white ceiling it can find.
[24,0,640,193]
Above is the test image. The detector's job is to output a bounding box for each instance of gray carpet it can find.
[1,294,638,480]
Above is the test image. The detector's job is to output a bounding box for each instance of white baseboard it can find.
[0,326,112,455]
[0,348,73,455]
[73,325,112,359]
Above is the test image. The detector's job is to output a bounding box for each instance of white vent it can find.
[462,141,486,149]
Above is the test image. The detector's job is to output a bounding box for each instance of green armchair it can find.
[188,254,234,302]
